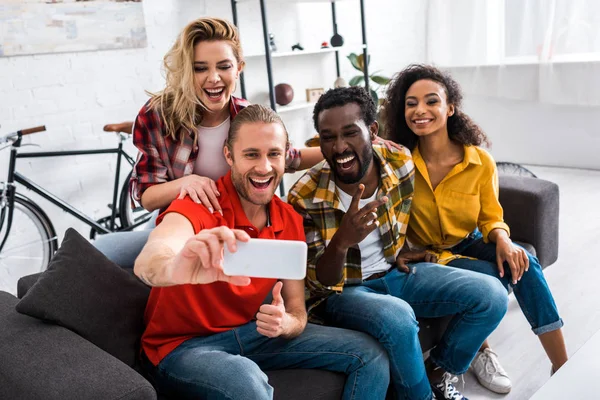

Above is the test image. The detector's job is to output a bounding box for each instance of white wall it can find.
[0,0,427,242]
[446,64,600,170]
[461,96,600,170]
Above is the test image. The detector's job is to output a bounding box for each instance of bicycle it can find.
[0,124,152,286]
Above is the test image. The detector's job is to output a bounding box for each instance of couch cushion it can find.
[0,291,156,400]
[15,228,151,367]
[17,272,40,299]
[268,369,345,400]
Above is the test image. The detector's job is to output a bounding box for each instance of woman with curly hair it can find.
[383,64,567,394]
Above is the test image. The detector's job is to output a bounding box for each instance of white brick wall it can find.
[0,0,426,246]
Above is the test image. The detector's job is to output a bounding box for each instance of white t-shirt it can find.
[193,117,231,181]
[336,186,391,280]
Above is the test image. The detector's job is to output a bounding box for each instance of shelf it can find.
[236,0,352,3]
[275,101,316,113]
[246,44,365,59]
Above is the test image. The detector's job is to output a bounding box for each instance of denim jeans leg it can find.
[387,263,508,375]
[237,321,390,400]
[452,238,564,335]
[93,229,152,269]
[142,329,272,400]
[324,283,432,400]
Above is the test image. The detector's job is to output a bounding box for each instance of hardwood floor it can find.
[462,165,600,400]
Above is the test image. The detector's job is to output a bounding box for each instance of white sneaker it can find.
[470,348,512,394]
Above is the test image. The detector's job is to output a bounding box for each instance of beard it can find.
[327,145,373,185]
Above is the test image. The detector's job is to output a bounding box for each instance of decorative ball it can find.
[275,83,294,106]
[334,77,348,88]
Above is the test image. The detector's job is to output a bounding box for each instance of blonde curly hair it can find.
[149,17,244,141]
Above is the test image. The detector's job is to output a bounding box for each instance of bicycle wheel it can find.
[118,170,154,230]
[0,194,58,295]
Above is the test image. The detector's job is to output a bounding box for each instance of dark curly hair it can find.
[383,64,489,150]
[312,86,377,132]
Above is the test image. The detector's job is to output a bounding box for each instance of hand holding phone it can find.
[170,226,251,286]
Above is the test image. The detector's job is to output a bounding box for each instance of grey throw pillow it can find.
[16,228,150,367]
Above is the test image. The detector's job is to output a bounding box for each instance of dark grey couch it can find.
[0,175,558,400]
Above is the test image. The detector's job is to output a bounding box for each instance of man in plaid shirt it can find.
[288,87,508,400]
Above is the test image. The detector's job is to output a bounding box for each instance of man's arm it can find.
[314,184,388,286]
[134,213,193,287]
[297,147,325,170]
[280,279,308,338]
[314,234,350,287]
[134,213,251,287]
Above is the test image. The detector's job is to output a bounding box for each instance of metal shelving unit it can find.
[230,0,370,111]
[230,0,370,195]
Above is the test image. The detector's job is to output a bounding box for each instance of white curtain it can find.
[426,0,600,106]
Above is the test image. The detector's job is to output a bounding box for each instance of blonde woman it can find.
[131,17,323,214]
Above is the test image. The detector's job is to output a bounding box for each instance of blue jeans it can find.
[324,263,508,400]
[448,229,563,335]
[141,322,390,400]
[93,229,152,269]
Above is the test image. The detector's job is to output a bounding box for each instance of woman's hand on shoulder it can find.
[177,175,222,215]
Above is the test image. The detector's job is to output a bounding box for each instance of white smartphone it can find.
[223,238,308,280]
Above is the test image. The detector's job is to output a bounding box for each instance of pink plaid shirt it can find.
[130,97,301,204]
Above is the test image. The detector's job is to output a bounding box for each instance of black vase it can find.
[331,24,344,47]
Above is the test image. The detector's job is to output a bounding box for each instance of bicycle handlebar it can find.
[19,125,46,135]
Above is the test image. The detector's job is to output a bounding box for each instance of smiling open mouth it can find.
[204,88,225,99]
[413,118,433,125]
[249,176,274,189]
[335,153,357,171]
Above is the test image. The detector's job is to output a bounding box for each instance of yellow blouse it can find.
[407,145,510,264]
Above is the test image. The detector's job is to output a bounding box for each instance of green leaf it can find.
[370,75,391,85]
[370,89,378,105]
[347,53,362,72]
[357,54,365,71]
[349,75,365,86]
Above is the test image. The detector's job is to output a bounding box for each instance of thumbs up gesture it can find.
[256,281,291,338]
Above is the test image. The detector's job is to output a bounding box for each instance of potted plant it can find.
[347,53,390,106]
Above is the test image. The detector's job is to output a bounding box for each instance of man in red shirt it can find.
[134,104,390,400]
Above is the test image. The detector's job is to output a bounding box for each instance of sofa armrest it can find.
[0,291,156,400]
[498,175,559,267]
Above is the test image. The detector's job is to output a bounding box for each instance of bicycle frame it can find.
[2,133,136,247]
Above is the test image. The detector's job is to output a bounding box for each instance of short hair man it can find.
[288,87,508,400]
[134,104,390,400]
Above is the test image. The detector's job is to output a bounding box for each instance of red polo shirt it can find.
[140,171,306,366]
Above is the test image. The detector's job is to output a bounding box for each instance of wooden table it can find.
[530,329,600,399]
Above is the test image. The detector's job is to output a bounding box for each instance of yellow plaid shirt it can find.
[288,144,414,320]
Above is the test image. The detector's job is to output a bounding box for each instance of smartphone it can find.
[223,238,307,280]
